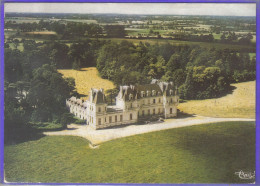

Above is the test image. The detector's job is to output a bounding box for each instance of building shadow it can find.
[176,111,196,119]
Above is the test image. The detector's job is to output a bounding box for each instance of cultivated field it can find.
[4,121,255,183]
[58,67,115,99]
[178,81,255,118]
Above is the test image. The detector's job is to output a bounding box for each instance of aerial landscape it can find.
[3,3,256,184]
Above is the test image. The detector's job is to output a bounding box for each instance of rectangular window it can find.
[142,110,145,116]
[130,113,133,120]
[131,103,132,108]
[120,115,123,121]
[115,115,117,122]
[98,118,101,125]
[148,99,150,104]
[158,108,160,114]
[159,98,161,103]
[105,117,106,122]
[98,107,101,112]
[153,99,156,104]
[109,116,112,123]
[153,109,155,115]
[148,109,150,115]
[170,108,173,114]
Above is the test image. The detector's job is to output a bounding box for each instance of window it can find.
[131,103,132,108]
[170,90,173,95]
[98,118,101,125]
[98,107,101,112]
[148,99,150,104]
[109,116,112,123]
[152,90,156,96]
[130,113,133,120]
[153,99,156,104]
[171,98,173,103]
[141,91,145,97]
[129,93,133,100]
[159,98,161,103]
[153,109,155,115]
[148,109,150,115]
[120,115,123,121]
[115,115,117,122]
[142,110,145,116]
[158,108,160,113]
[105,117,106,122]
[170,108,173,114]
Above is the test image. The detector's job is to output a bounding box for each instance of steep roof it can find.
[90,88,106,104]
[117,80,177,101]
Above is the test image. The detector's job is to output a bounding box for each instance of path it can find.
[44,115,255,145]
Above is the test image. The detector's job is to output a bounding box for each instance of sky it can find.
[4,3,256,17]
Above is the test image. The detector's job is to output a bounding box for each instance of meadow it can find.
[178,81,255,118]
[4,121,255,183]
[58,67,115,100]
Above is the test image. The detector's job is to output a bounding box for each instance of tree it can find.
[27,64,75,122]
[13,39,20,49]
[104,25,126,38]
[167,53,181,72]
[106,88,119,105]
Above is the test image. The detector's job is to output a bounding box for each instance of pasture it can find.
[178,81,255,118]
[58,67,115,100]
[4,121,255,183]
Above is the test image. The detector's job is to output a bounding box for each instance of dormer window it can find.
[141,91,145,98]
[129,93,133,100]
[152,90,156,96]
[170,90,174,95]
[147,91,150,97]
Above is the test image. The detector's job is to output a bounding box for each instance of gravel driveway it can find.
[44,115,255,145]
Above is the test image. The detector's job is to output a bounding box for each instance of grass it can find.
[58,67,115,100]
[249,53,256,59]
[23,31,57,35]
[4,121,255,183]
[178,81,255,118]
[8,43,24,51]
[29,122,63,131]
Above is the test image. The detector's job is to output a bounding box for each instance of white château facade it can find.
[66,80,179,129]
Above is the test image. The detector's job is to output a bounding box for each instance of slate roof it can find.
[90,88,106,104]
[118,80,176,101]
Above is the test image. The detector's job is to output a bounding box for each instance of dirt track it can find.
[43,115,255,145]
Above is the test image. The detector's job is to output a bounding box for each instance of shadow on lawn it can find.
[4,125,46,146]
[171,122,255,183]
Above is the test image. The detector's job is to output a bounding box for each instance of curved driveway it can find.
[44,115,255,145]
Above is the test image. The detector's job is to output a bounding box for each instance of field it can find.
[58,67,115,99]
[4,121,255,183]
[178,81,255,118]
[23,31,57,35]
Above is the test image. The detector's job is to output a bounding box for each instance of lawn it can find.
[4,121,255,183]
[58,67,115,100]
[178,81,255,118]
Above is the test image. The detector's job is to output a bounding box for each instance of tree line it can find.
[96,41,255,99]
